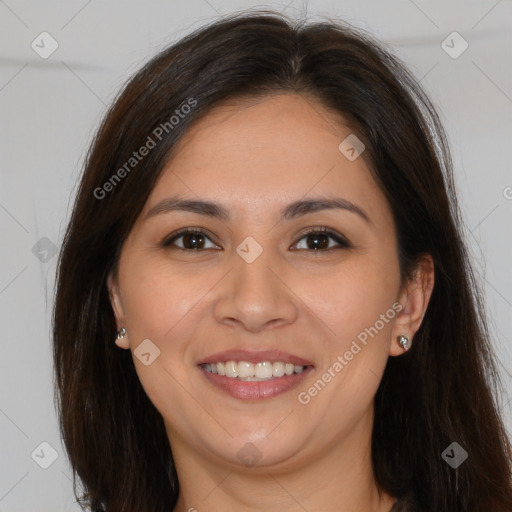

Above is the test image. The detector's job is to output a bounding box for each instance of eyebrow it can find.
[145,195,371,224]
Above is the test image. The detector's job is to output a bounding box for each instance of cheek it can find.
[116,253,227,406]
[308,252,400,343]
[117,256,209,426]
[302,254,400,419]
[295,260,399,429]
[119,254,210,343]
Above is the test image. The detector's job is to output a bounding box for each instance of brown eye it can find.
[181,232,206,249]
[305,232,330,250]
[162,228,220,250]
[293,228,350,251]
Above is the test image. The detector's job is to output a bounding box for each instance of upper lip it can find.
[196,349,314,367]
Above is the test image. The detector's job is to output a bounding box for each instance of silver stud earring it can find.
[116,327,126,340]
[397,335,409,351]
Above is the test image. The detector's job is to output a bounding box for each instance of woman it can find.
[52,10,512,512]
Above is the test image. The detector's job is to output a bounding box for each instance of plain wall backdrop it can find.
[1,1,511,510]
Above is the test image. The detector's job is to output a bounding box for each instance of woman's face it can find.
[109,93,413,471]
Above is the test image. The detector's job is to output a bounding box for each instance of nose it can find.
[212,245,299,333]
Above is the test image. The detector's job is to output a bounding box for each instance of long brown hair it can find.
[52,10,512,512]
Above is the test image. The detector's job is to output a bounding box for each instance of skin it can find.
[108,93,434,512]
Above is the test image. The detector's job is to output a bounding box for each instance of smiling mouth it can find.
[197,349,315,400]
[200,360,311,381]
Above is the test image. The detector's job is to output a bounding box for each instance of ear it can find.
[389,254,435,356]
[107,272,130,349]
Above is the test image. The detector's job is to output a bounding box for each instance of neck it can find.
[168,408,396,512]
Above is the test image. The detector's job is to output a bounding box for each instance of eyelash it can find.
[161,227,351,253]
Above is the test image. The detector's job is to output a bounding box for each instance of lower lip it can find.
[198,366,314,400]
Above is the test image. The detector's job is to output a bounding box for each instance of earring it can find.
[116,327,126,340]
[397,335,409,351]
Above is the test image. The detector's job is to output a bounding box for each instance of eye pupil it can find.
[183,233,204,249]
[307,233,329,250]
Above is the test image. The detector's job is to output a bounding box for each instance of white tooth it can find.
[238,361,255,378]
[255,361,273,379]
[224,361,238,378]
[272,362,285,377]
[206,360,304,378]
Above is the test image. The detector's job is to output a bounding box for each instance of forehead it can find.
[143,93,388,223]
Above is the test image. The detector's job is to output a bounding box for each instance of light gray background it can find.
[1,1,511,510]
